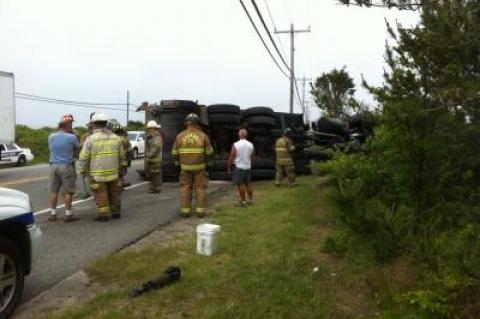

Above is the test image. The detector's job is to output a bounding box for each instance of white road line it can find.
[34,181,149,216]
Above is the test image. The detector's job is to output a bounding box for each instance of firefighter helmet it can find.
[185,113,199,125]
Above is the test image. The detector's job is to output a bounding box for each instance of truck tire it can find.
[252,158,275,169]
[0,237,25,319]
[252,169,275,180]
[211,160,228,171]
[209,114,241,124]
[244,116,276,127]
[209,171,232,181]
[243,107,275,118]
[207,104,240,114]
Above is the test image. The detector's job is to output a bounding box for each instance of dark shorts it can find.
[233,167,251,185]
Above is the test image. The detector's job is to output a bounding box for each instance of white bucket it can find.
[196,223,221,256]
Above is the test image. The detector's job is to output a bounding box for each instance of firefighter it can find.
[146,120,163,193]
[108,119,133,188]
[79,112,127,222]
[172,113,214,218]
[275,128,296,186]
[79,112,96,151]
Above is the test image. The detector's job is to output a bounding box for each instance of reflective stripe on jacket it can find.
[146,130,163,169]
[79,128,127,182]
[171,127,214,171]
[275,136,295,165]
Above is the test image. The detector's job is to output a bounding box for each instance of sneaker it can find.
[196,213,206,218]
[48,214,58,222]
[234,201,247,208]
[147,189,160,194]
[94,216,110,222]
[112,213,121,219]
[64,215,79,223]
[181,213,191,218]
[246,200,253,206]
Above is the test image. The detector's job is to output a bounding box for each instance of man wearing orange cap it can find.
[47,114,80,222]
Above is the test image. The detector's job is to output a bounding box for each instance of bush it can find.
[322,230,349,257]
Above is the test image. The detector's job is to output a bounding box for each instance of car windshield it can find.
[128,133,137,141]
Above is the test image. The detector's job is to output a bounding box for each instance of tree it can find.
[127,120,145,131]
[311,67,357,118]
[322,1,480,316]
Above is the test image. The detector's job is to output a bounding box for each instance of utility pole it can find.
[126,90,130,127]
[296,76,312,126]
[275,24,310,113]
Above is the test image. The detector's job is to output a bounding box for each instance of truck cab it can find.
[0,188,42,318]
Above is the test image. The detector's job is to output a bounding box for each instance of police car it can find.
[0,143,34,167]
[0,188,41,318]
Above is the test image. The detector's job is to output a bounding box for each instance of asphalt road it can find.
[0,160,230,303]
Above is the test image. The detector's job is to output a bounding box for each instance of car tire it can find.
[16,155,26,167]
[132,148,138,160]
[0,237,25,319]
[209,113,241,124]
[243,107,275,118]
[207,104,240,114]
[244,116,276,127]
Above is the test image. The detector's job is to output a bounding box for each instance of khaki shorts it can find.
[49,164,76,194]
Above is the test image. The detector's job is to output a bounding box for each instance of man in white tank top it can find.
[227,129,255,207]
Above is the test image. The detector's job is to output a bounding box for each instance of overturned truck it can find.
[138,100,326,181]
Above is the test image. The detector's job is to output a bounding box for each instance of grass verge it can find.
[48,176,416,319]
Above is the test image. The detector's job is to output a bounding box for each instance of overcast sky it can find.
[0,0,419,128]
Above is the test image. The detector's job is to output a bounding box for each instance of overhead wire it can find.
[15,92,127,106]
[251,0,291,71]
[238,0,290,79]
[263,0,288,59]
[15,96,136,112]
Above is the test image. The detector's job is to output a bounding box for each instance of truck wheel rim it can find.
[0,254,16,312]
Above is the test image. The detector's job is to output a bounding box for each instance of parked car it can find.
[127,131,145,159]
[0,142,34,167]
[0,188,42,318]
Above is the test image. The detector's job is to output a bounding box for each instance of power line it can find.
[15,96,137,112]
[15,92,127,106]
[251,0,291,71]
[238,0,290,78]
[263,0,287,59]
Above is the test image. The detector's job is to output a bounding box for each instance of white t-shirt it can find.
[233,139,254,170]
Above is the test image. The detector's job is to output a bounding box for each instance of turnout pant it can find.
[149,169,162,192]
[90,180,121,217]
[179,169,208,216]
[275,164,295,185]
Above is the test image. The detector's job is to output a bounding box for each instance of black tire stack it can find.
[207,104,241,180]
[241,107,277,180]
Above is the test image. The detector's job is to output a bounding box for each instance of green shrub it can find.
[322,230,349,257]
